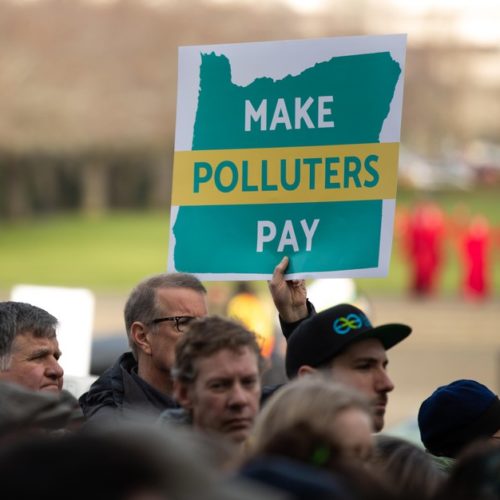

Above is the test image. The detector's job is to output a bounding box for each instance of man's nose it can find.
[376,369,394,393]
[46,358,64,378]
[228,383,248,406]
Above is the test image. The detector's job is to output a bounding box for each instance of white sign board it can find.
[10,285,95,378]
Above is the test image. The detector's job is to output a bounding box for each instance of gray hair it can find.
[0,301,58,370]
[124,273,207,357]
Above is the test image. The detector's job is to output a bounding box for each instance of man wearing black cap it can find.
[418,379,500,460]
[268,257,412,432]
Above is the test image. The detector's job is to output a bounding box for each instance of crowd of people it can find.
[1,256,499,499]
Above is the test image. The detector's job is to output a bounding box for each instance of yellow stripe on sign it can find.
[172,143,399,206]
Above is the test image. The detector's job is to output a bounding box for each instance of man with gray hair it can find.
[80,264,309,425]
[0,301,63,393]
[80,273,209,423]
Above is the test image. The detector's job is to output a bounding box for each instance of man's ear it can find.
[130,321,152,355]
[174,379,193,411]
[297,365,318,377]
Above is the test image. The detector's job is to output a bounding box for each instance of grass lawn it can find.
[0,211,171,293]
[1,188,499,297]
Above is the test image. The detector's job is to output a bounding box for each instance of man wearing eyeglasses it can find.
[79,266,309,425]
[79,273,209,424]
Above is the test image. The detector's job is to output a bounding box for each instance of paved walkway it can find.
[368,296,499,427]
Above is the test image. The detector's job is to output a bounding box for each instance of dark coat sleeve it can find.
[279,299,316,341]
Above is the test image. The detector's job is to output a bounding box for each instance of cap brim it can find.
[358,323,412,350]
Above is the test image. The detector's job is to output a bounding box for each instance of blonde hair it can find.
[250,376,372,457]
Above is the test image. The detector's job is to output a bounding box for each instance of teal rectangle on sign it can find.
[172,201,381,274]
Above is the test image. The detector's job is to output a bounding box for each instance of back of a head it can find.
[374,434,445,500]
[418,379,500,458]
[0,422,276,500]
[251,376,372,457]
[0,429,167,500]
[434,441,500,500]
[0,381,77,440]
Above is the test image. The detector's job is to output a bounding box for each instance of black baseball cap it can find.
[286,303,412,378]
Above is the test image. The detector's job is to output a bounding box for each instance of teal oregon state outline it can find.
[192,51,401,150]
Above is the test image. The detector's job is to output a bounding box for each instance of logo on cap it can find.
[332,313,368,335]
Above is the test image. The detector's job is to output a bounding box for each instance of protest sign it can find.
[168,34,406,279]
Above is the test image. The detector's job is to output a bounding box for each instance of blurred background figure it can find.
[226,282,275,359]
[460,214,491,301]
[226,282,285,386]
[402,200,446,297]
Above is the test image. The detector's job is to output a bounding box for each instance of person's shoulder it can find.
[158,407,191,427]
[78,356,130,417]
[260,384,285,407]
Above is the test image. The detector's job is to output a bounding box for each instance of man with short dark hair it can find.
[268,257,412,432]
[284,303,411,432]
[159,315,263,448]
[0,301,63,393]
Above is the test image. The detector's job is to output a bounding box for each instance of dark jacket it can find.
[280,299,316,341]
[79,352,178,425]
[79,303,314,424]
[260,299,316,405]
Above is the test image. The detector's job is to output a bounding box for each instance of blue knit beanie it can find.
[418,379,500,458]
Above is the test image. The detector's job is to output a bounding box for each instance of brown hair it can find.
[172,315,264,384]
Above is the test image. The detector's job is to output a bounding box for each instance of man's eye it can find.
[177,317,196,330]
[209,381,227,391]
[242,378,257,388]
[355,364,371,370]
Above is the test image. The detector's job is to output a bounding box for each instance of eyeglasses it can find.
[150,316,196,332]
